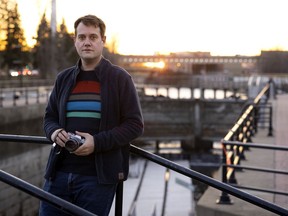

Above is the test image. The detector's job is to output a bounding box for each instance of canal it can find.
[0,118,45,159]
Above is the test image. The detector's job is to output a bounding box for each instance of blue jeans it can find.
[39,172,117,216]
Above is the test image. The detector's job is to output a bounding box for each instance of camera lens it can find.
[65,133,84,152]
[65,138,80,152]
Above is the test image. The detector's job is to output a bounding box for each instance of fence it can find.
[218,81,288,206]
[0,86,53,108]
[0,132,287,215]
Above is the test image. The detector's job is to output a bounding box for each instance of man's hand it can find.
[53,129,69,147]
[73,131,95,156]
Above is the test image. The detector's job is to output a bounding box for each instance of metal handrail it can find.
[225,164,288,175]
[218,82,271,203]
[221,140,288,196]
[0,86,53,108]
[222,140,288,151]
[0,170,96,216]
[0,134,288,215]
[131,145,288,215]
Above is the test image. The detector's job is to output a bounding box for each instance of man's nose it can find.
[83,39,92,45]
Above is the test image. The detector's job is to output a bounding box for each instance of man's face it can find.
[74,22,105,61]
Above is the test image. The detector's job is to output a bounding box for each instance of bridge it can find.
[118,54,258,74]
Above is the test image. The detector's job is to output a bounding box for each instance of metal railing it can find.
[0,86,53,107]
[220,82,270,184]
[217,81,288,206]
[222,140,288,196]
[0,170,96,216]
[0,134,288,215]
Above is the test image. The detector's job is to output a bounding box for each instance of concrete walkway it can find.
[196,94,288,216]
[274,94,288,207]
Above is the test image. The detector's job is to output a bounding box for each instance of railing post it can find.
[0,88,3,107]
[201,88,205,99]
[37,88,40,103]
[248,114,255,137]
[115,181,123,216]
[246,116,254,142]
[161,168,170,216]
[268,106,273,137]
[13,89,17,106]
[223,88,228,98]
[269,78,277,99]
[25,88,29,105]
[217,143,233,204]
[253,106,258,133]
[190,87,194,99]
[233,88,237,98]
[156,140,160,154]
[46,87,50,102]
[228,146,238,184]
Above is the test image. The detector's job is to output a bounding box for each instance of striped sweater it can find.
[59,70,101,175]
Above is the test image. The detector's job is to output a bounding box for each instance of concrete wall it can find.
[199,99,246,139]
[0,97,246,147]
[0,145,50,215]
[0,104,46,127]
[140,97,246,149]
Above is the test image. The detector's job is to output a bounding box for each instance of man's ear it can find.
[102,36,106,44]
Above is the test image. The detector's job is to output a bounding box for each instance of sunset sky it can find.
[17,0,288,56]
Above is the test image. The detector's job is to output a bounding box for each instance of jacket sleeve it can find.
[43,79,63,142]
[93,73,144,153]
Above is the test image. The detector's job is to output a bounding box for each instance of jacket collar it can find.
[75,56,110,82]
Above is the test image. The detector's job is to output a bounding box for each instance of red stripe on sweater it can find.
[72,81,100,93]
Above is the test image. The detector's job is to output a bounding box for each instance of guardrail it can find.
[0,134,288,215]
[222,140,288,196]
[217,81,285,205]
[0,86,53,107]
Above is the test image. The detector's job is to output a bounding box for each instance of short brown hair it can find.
[74,15,106,38]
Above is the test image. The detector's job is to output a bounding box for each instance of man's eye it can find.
[78,36,85,40]
[90,35,97,40]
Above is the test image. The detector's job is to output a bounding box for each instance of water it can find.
[0,118,45,159]
[145,87,247,99]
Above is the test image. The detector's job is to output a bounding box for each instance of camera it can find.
[65,132,85,152]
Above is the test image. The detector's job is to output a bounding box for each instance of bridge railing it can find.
[0,169,96,216]
[0,134,288,215]
[0,86,53,108]
[221,140,288,196]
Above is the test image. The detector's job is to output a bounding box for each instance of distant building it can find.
[118,51,288,75]
[258,51,288,74]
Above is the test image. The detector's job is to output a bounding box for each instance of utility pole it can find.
[51,0,56,37]
[50,0,57,77]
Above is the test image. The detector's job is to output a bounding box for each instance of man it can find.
[39,14,144,216]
